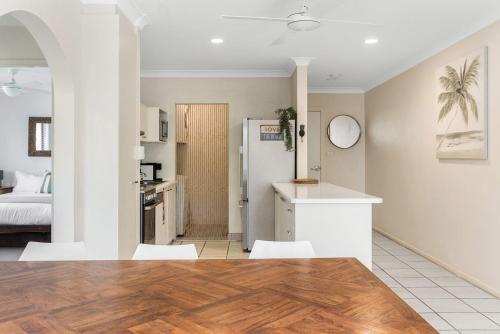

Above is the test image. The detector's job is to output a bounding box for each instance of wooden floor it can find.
[0,258,437,333]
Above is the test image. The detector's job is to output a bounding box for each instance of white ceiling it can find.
[138,0,500,91]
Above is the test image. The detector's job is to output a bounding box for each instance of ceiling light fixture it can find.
[211,38,224,44]
[365,38,379,45]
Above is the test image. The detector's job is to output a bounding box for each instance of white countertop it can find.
[272,182,383,204]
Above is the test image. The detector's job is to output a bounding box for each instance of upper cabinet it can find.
[140,103,168,143]
[176,105,188,143]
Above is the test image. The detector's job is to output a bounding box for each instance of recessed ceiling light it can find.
[211,38,224,44]
[365,38,379,45]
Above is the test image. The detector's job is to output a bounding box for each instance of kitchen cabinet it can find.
[274,193,294,241]
[154,181,176,245]
[140,103,167,143]
[273,182,383,270]
[176,106,188,143]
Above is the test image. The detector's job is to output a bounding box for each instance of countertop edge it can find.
[272,182,383,204]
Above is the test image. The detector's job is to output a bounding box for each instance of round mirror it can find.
[327,115,361,149]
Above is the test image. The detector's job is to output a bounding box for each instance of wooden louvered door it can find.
[176,104,229,239]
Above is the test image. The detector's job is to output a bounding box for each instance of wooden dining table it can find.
[0,258,437,333]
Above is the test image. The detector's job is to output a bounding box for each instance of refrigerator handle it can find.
[239,146,243,195]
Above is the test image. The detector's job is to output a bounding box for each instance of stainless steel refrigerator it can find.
[240,118,295,251]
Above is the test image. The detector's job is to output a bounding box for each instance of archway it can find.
[0,9,76,242]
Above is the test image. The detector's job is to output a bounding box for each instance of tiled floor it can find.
[373,231,500,333]
[173,239,249,259]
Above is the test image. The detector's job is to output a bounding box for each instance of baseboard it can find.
[373,226,500,298]
[228,233,242,241]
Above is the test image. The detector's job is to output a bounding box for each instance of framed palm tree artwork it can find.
[436,47,488,159]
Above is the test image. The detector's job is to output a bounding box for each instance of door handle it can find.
[310,165,321,172]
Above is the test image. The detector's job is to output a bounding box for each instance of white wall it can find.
[141,77,292,235]
[0,92,52,186]
[1,1,140,259]
[308,93,365,192]
[366,20,500,296]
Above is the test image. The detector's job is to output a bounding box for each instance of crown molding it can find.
[365,13,500,91]
[141,69,292,78]
[80,0,151,29]
[308,87,365,94]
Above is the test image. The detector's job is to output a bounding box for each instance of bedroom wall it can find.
[365,20,500,296]
[0,92,52,187]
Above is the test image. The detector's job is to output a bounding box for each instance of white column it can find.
[291,57,314,179]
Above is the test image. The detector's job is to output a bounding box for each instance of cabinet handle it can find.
[280,196,287,202]
[287,209,292,212]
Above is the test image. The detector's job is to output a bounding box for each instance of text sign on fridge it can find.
[260,125,284,141]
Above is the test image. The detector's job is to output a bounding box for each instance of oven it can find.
[140,189,163,244]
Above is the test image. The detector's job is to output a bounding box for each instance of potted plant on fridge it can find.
[275,106,297,151]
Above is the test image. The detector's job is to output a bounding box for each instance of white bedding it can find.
[0,193,52,226]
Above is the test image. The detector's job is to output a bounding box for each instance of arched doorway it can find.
[0,9,76,243]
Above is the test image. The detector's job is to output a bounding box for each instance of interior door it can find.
[308,111,322,179]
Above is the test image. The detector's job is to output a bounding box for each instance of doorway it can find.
[0,14,55,257]
[176,104,229,239]
[308,111,322,180]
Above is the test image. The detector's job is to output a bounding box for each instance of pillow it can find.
[40,172,52,194]
[13,171,44,193]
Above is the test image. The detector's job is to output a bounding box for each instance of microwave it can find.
[159,110,168,142]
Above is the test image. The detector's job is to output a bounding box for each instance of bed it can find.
[0,192,52,247]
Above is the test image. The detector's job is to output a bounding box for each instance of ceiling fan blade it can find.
[319,18,383,27]
[221,15,290,22]
[20,87,51,94]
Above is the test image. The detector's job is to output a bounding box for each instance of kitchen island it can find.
[272,182,382,269]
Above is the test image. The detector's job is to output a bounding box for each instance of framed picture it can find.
[436,47,488,159]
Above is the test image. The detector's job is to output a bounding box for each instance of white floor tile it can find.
[417,268,456,278]
[408,287,456,299]
[445,287,494,299]
[463,299,500,312]
[403,298,433,313]
[396,254,427,262]
[438,331,459,334]
[439,313,500,330]
[406,261,441,270]
[391,287,414,299]
[397,277,437,288]
[377,261,411,270]
[420,313,454,331]
[384,268,423,278]
[430,276,472,287]
[484,313,500,325]
[380,277,402,288]
[422,299,476,313]
[373,249,391,256]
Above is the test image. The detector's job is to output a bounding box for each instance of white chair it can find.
[249,240,316,259]
[132,244,198,260]
[19,241,87,261]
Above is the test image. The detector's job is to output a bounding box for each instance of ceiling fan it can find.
[0,69,50,97]
[222,0,382,46]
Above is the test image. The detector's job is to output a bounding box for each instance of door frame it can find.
[308,108,323,181]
